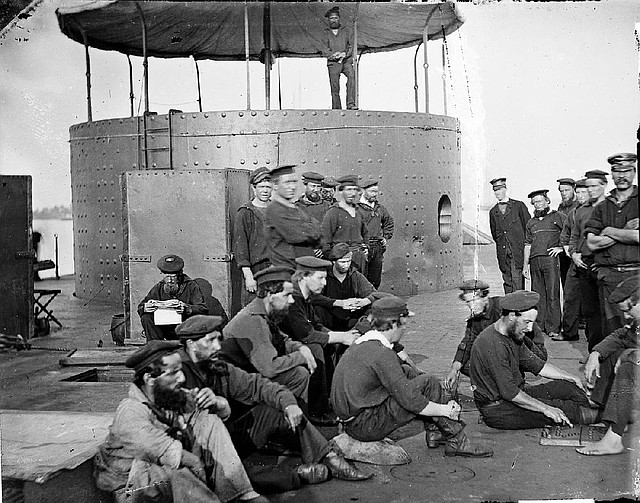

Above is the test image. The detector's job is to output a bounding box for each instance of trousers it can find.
[327,59,355,110]
[560,263,581,339]
[530,255,561,333]
[601,357,639,436]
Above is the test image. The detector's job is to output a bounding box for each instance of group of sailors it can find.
[92,153,638,501]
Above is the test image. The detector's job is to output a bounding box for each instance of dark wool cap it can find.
[337,175,359,188]
[607,153,637,166]
[584,169,608,182]
[459,279,490,292]
[269,165,296,179]
[322,176,339,188]
[250,167,271,185]
[489,178,506,189]
[325,6,340,17]
[575,178,587,188]
[500,290,540,312]
[295,256,332,272]
[527,189,549,199]
[125,340,181,371]
[371,296,415,318]
[301,171,325,183]
[557,178,576,187]
[176,315,224,340]
[254,266,294,286]
[361,179,379,189]
[609,276,640,304]
[611,163,636,172]
[157,254,184,273]
[328,243,352,261]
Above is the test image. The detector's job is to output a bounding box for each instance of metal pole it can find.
[54,234,59,280]
[441,27,447,116]
[423,25,429,114]
[244,2,251,110]
[413,42,421,113]
[194,57,203,112]
[135,3,149,113]
[353,8,358,110]
[127,55,134,117]
[81,31,92,122]
[263,1,271,110]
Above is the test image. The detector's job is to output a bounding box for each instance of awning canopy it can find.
[56,1,464,61]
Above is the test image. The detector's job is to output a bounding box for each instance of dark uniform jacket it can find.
[525,210,567,259]
[233,203,270,272]
[321,204,369,255]
[357,200,394,241]
[311,266,376,322]
[489,199,531,272]
[265,198,323,268]
[178,350,297,423]
[584,186,639,267]
[321,25,353,64]
[279,283,330,346]
[137,275,208,319]
[592,325,639,360]
[568,202,597,259]
[295,196,332,224]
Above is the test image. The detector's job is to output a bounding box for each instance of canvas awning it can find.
[56,1,464,61]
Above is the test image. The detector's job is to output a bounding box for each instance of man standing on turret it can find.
[321,6,356,110]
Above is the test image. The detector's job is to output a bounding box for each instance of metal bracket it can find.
[120,254,152,263]
[15,250,36,259]
[203,254,232,262]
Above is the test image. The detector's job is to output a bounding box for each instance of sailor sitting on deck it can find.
[138,254,208,341]
[93,340,269,503]
[331,296,493,458]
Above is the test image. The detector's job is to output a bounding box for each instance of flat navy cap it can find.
[527,189,549,199]
[301,171,324,183]
[254,265,294,286]
[557,178,576,187]
[157,254,184,273]
[361,179,379,189]
[250,166,271,185]
[459,279,490,292]
[295,256,332,272]
[607,153,637,166]
[270,165,296,179]
[611,163,636,173]
[609,276,640,304]
[489,178,507,189]
[176,315,224,340]
[584,169,608,182]
[327,243,352,261]
[337,175,360,188]
[500,290,540,312]
[371,296,415,318]
[322,176,339,188]
[575,178,587,188]
[125,340,181,371]
[325,6,340,17]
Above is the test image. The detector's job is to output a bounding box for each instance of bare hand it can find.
[284,404,305,431]
[245,277,257,293]
[341,330,359,346]
[175,301,186,314]
[444,400,461,420]
[144,301,158,313]
[544,405,573,427]
[298,345,317,373]
[584,353,601,387]
[547,246,563,258]
[624,218,639,230]
[523,265,531,280]
[571,252,587,269]
[444,368,460,392]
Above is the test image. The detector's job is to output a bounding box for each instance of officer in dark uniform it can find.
[295,171,332,223]
[137,254,208,341]
[488,177,531,293]
[357,180,394,288]
[556,177,579,288]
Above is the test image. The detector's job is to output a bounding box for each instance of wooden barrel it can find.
[110,314,126,346]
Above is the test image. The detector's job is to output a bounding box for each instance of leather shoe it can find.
[309,413,338,427]
[295,463,329,485]
[323,454,372,481]
[425,425,445,449]
[444,431,493,458]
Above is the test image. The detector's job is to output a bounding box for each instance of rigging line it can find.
[457,28,474,119]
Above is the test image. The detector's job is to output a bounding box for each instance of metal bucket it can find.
[110,314,126,346]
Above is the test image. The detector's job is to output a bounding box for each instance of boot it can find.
[579,406,601,425]
[434,417,493,458]
[425,423,445,449]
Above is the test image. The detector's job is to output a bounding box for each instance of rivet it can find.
[204,113,209,118]
[217,144,221,148]
[205,160,210,165]
[193,145,198,149]
[194,161,199,166]
[240,159,245,164]
[221,112,226,117]
[251,111,257,116]
[239,112,244,117]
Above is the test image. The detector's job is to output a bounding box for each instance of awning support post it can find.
[353,5,359,110]
[81,30,92,122]
[423,25,429,114]
[263,1,271,110]
[441,26,447,116]
[135,3,149,114]
[413,42,421,113]
[127,55,134,117]
[194,57,203,112]
[244,2,251,110]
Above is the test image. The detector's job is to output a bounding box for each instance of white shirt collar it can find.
[359,194,374,207]
[354,330,393,349]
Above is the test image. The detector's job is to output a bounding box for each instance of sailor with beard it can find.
[138,255,208,341]
[444,279,547,394]
[583,275,640,410]
[94,340,267,503]
[295,172,332,223]
[176,315,372,488]
[523,190,567,337]
[470,291,596,430]
[221,266,316,403]
[321,175,369,274]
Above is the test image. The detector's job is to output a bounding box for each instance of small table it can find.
[34,289,63,328]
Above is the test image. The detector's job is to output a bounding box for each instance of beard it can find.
[163,282,180,295]
[306,191,321,203]
[506,321,524,344]
[534,207,550,218]
[154,385,188,412]
[267,308,289,326]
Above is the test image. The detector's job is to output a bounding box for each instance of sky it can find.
[1,1,639,232]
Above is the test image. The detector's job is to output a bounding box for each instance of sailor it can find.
[322,6,356,110]
[321,176,338,205]
[137,254,208,341]
[585,153,639,335]
[331,296,493,457]
[321,175,369,274]
[357,179,394,288]
[523,189,567,337]
[265,165,323,268]
[488,177,531,293]
[233,167,272,296]
[295,171,332,223]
